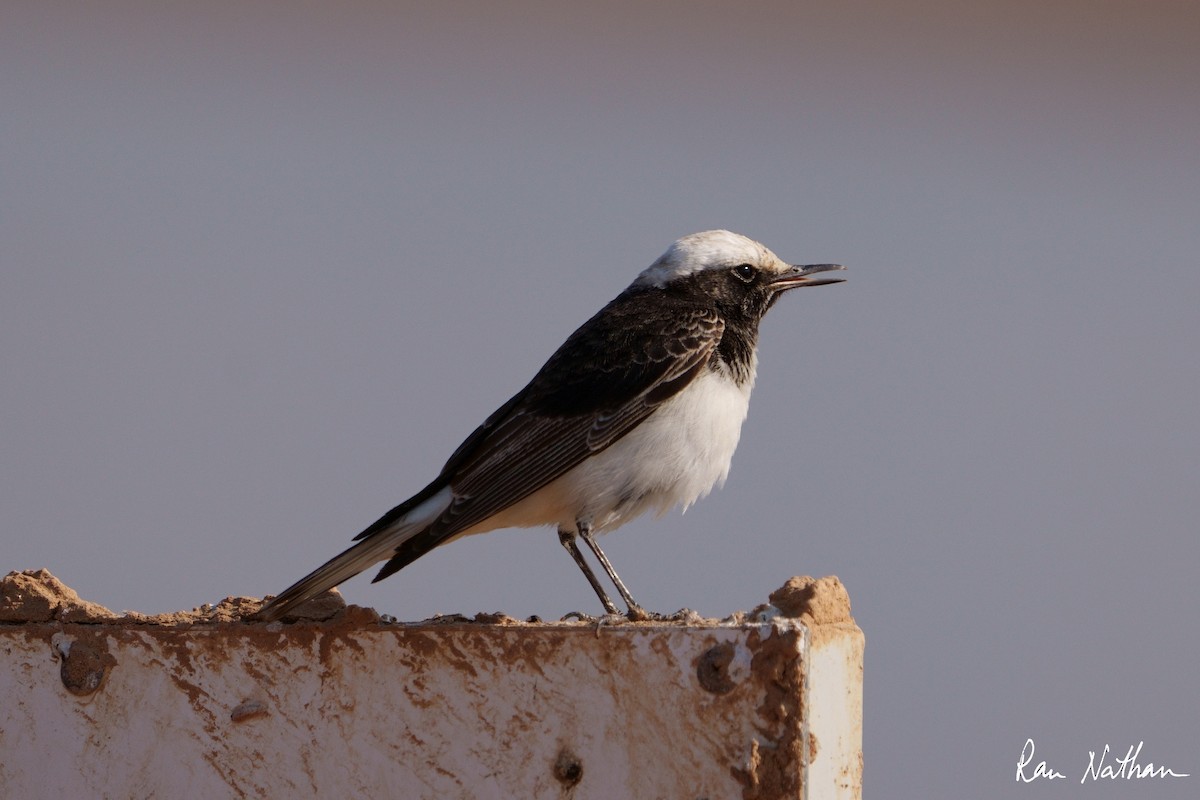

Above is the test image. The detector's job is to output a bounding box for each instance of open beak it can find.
[770,263,847,291]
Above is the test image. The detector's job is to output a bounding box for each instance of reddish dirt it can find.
[2,568,853,633]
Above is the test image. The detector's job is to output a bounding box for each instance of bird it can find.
[255,230,844,622]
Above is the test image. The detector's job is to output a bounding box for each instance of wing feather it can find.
[372,299,724,576]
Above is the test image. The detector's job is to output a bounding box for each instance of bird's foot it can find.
[624,604,654,622]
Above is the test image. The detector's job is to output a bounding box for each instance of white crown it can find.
[632,230,785,288]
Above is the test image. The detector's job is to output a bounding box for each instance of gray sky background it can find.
[3,2,1197,796]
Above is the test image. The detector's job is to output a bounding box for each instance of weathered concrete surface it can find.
[0,570,863,799]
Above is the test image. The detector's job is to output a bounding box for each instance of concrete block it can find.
[0,570,863,799]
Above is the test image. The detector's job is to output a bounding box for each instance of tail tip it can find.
[252,588,348,623]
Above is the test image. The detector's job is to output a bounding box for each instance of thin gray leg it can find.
[578,521,647,619]
[558,528,619,615]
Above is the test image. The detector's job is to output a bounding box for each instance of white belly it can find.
[476,363,754,535]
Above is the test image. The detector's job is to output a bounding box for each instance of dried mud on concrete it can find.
[0,568,853,631]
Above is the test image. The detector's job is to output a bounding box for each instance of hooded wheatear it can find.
[257,230,844,621]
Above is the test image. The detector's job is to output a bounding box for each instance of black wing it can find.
[370,293,724,579]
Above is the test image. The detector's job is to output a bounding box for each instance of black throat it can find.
[713,317,759,386]
[656,272,768,388]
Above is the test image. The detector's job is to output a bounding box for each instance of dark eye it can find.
[733,263,756,282]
